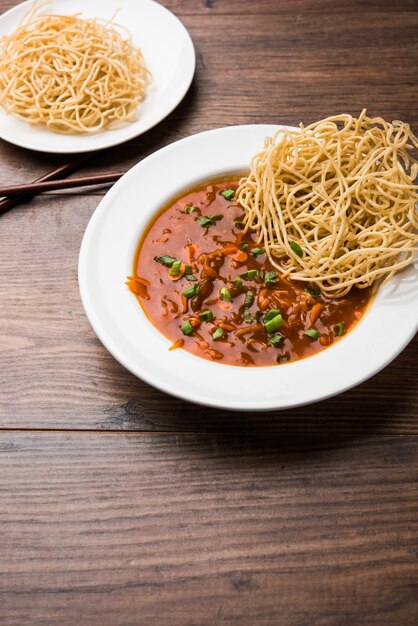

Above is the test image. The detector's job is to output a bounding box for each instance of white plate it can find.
[0,0,195,153]
[78,125,418,411]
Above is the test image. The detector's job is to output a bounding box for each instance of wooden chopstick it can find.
[0,161,82,216]
[0,172,124,198]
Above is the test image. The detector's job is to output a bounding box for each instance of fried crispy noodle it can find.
[0,3,150,134]
[237,110,418,297]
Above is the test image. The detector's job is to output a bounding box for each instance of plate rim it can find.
[78,123,418,411]
[0,0,196,154]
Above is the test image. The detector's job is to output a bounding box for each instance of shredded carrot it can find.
[257,288,268,306]
[220,322,236,331]
[125,280,150,299]
[190,317,202,329]
[207,348,224,360]
[235,323,263,337]
[235,232,244,246]
[169,338,184,351]
[310,303,324,324]
[259,298,270,311]
[319,334,333,347]
[181,294,188,314]
[201,264,218,279]
[126,275,150,287]
[230,250,248,263]
[186,243,198,263]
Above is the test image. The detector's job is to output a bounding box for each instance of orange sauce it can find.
[128,179,370,367]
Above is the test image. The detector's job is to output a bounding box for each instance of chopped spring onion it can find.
[212,328,224,340]
[220,189,235,201]
[235,276,243,289]
[197,216,214,228]
[170,259,182,276]
[264,308,281,322]
[184,205,197,214]
[251,247,265,256]
[269,333,284,346]
[234,219,245,230]
[197,215,222,228]
[220,287,232,302]
[333,322,345,337]
[305,328,321,340]
[264,314,284,334]
[239,242,248,251]
[290,241,303,257]
[240,269,257,281]
[185,265,197,281]
[244,291,254,307]
[154,255,176,267]
[243,291,254,322]
[199,310,213,322]
[183,284,199,299]
[263,312,284,333]
[181,321,193,336]
[264,271,277,286]
[304,286,321,298]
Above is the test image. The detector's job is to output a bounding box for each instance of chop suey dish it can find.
[128,112,418,367]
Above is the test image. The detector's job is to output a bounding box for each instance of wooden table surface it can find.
[1,1,417,624]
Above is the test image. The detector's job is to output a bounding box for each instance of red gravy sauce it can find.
[128,179,371,367]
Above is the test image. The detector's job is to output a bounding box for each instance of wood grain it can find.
[0,197,417,433]
[1,432,418,626]
[0,1,417,624]
[0,5,416,185]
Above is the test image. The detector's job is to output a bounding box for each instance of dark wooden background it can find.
[1,1,417,624]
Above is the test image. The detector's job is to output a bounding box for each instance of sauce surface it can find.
[128,180,370,367]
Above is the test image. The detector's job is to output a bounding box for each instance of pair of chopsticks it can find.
[0,163,124,216]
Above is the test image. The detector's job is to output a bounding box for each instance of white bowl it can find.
[0,0,195,153]
[78,125,418,411]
